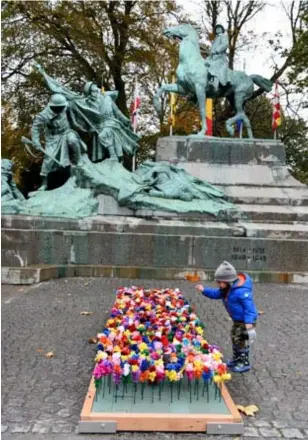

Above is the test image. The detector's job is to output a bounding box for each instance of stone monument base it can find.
[2,137,308,285]
[1,214,308,285]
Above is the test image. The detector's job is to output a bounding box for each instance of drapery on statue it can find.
[33,64,139,163]
[133,161,224,202]
[153,23,273,138]
[22,93,87,190]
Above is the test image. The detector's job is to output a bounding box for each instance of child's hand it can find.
[195,285,204,292]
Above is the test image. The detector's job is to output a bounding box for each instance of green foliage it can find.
[281,117,308,184]
[1,0,307,187]
[1,0,184,189]
[288,4,308,106]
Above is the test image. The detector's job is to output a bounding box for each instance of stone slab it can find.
[1,214,245,236]
[156,136,286,165]
[178,163,304,187]
[222,186,308,206]
[2,216,308,272]
[97,195,133,216]
[239,204,308,222]
[2,264,308,285]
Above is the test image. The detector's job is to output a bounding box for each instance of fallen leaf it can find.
[45,351,55,358]
[258,310,265,315]
[88,337,98,344]
[36,348,44,353]
[236,404,259,417]
[18,288,24,292]
[80,311,93,316]
[84,282,90,286]
[185,273,201,283]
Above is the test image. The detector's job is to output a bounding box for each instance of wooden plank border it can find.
[80,377,242,432]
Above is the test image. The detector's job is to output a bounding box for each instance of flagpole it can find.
[132,75,137,172]
[170,74,176,136]
[272,81,281,141]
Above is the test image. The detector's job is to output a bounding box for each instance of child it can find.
[196,261,258,373]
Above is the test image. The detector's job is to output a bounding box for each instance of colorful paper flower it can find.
[92,287,231,389]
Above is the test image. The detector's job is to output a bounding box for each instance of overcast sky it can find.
[176,0,307,119]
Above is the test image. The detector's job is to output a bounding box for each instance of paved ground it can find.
[1,278,308,440]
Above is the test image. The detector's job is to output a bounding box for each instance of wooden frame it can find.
[80,377,243,433]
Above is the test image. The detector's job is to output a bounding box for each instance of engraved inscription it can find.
[231,247,267,262]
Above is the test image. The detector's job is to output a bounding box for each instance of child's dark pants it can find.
[231,321,255,350]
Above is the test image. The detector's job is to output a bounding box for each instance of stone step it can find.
[241,221,308,239]
[2,214,307,240]
[218,186,308,206]
[238,204,308,222]
[2,222,308,272]
[180,163,303,187]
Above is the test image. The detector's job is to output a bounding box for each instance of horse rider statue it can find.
[204,24,231,94]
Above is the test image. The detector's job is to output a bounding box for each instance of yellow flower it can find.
[131,365,139,372]
[222,373,231,381]
[121,355,128,362]
[149,371,156,382]
[166,370,178,381]
[212,352,222,362]
[213,375,222,384]
[95,351,105,362]
[196,326,203,335]
[193,360,203,369]
[113,346,121,352]
[139,343,148,352]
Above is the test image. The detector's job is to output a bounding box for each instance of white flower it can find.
[123,363,130,376]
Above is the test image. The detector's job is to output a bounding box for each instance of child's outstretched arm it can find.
[196,285,222,299]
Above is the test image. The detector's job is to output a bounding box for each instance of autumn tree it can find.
[1,0,184,190]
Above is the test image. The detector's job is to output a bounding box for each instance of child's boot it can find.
[226,345,240,368]
[230,348,251,373]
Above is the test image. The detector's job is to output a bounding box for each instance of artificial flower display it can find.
[92,287,231,400]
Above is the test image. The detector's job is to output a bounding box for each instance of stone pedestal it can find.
[156,136,308,222]
[1,136,308,284]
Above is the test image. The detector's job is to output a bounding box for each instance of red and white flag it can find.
[130,78,140,132]
[272,81,281,131]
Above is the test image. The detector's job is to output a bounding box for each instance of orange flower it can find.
[113,365,122,375]
[195,370,202,379]
[140,371,149,382]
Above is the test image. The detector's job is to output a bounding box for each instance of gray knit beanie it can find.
[214,261,238,283]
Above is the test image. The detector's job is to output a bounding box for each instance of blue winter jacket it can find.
[202,273,258,324]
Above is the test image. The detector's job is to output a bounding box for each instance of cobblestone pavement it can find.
[2,278,308,440]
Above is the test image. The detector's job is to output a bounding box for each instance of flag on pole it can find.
[236,119,243,138]
[205,99,213,135]
[130,77,140,131]
[101,74,105,95]
[272,81,281,131]
[169,75,177,135]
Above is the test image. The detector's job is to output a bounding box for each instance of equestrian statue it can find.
[153,23,273,138]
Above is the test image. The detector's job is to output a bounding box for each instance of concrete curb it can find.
[2,265,308,285]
